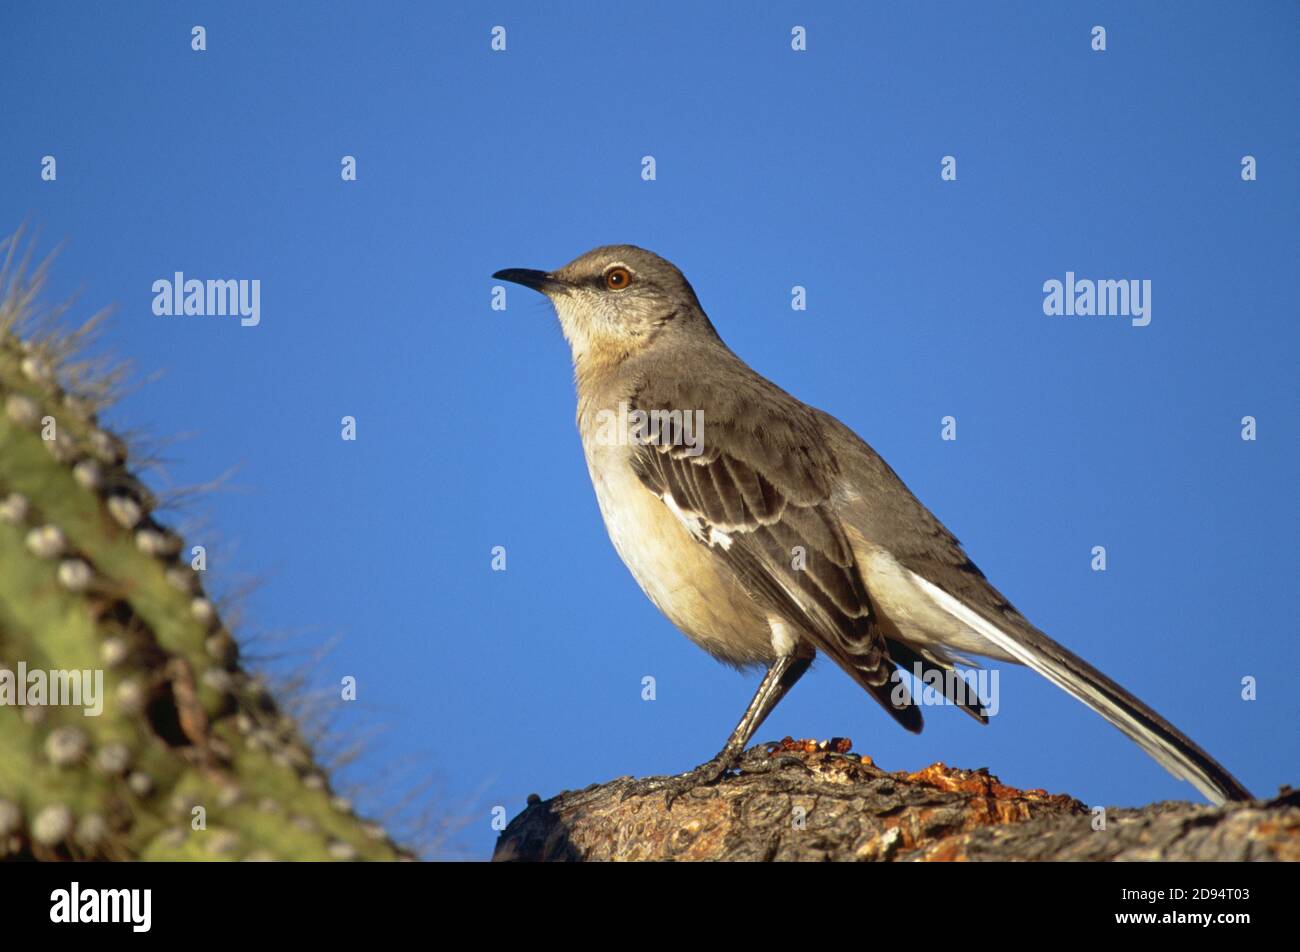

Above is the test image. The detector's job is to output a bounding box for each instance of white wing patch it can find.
[662,492,733,550]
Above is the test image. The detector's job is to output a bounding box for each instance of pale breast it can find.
[579,434,774,667]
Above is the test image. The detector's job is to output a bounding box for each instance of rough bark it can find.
[493,739,1298,862]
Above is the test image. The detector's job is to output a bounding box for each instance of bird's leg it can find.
[620,654,812,807]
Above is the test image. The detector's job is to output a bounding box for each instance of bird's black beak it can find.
[493,268,563,294]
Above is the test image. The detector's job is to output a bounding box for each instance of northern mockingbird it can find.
[494,245,1252,805]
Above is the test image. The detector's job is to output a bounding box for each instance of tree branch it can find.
[493,740,1298,862]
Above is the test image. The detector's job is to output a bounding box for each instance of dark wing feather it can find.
[626,375,922,733]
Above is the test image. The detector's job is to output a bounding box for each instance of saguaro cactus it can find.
[0,235,410,860]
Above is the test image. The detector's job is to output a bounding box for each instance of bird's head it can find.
[494,245,713,365]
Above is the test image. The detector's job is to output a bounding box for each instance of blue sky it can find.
[2,2,1296,857]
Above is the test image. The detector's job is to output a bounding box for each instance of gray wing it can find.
[626,372,923,732]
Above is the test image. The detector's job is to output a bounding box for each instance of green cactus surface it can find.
[0,236,411,860]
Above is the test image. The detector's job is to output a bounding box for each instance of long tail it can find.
[911,576,1253,805]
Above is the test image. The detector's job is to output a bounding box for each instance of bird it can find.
[493,245,1252,806]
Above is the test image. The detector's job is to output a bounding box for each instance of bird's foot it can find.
[619,743,815,809]
[619,750,741,809]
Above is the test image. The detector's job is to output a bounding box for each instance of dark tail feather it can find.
[887,639,990,725]
[908,574,1253,804]
[1015,630,1254,804]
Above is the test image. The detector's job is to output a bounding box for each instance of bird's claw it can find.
[618,743,814,808]
[619,753,738,808]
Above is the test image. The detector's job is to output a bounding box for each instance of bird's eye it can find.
[604,266,633,291]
